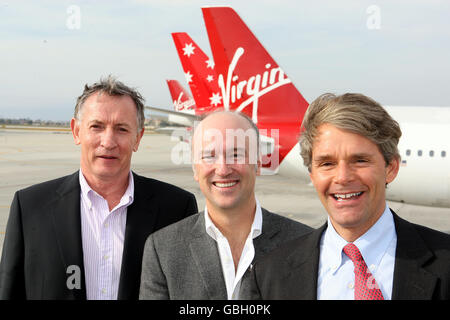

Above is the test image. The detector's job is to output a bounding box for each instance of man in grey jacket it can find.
[139,110,312,300]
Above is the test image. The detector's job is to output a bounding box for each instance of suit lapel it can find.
[280,224,325,299]
[50,171,86,300]
[391,212,437,299]
[253,209,281,262]
[189,213,227,299]
[118,172,159,300]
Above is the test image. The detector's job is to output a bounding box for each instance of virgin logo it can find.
[173,92,195,111]
[218,47,291,124]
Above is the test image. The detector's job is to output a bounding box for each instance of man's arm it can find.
[0,191,26,299]
[139,234,169,300]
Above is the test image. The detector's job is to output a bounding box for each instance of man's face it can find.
[71,92,144,182]
[192,113,260,213]
[309,124,399,237]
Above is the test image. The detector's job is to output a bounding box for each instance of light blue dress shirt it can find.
[317,203,397,300]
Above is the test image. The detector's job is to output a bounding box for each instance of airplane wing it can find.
[145,106,200,128]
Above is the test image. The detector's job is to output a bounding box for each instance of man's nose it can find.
[334,161,354,185]
[100,128,118,150]
[214,155,233,176]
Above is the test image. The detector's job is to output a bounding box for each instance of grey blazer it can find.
[139,208,312,300]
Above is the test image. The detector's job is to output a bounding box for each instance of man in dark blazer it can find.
[249,93,450,300]
[139,111,311,300]
[0,77,197,300]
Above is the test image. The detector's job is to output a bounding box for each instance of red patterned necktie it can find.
[343,243,384,300]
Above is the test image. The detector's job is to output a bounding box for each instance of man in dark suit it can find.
[0,76,197,300]
[139,111,311,300]
[249,93,450,300]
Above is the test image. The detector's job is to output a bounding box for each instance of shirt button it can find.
[369,264,376,271]
[103,255,110,260]
[348,283,354,289]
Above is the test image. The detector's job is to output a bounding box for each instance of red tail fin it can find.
[171,32,223,113]
[166,79,196,114]
[202,6,309,167]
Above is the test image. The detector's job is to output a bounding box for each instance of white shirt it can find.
[317,203,397,300]
[204,199,262,300]
[79,170,133,300]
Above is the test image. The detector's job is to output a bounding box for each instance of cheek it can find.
[310,172,329,195]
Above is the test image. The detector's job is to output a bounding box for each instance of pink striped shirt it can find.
[79,170,134,300]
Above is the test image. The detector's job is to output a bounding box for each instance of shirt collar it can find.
[321,202,395,274]
[79,169,135,211]
[204,198,263,241]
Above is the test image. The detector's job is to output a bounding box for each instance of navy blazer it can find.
[249,210,450,300]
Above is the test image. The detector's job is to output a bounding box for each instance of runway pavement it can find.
[0,128,449,255]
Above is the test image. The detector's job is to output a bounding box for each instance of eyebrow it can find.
[313,152,374,162]
[200,147,247,154]
[87,120,132,128]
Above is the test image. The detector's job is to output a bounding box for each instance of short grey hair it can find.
[74,75,145,130]
[299,93,402,172]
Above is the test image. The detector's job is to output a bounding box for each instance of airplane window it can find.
[406,149,411,156]
[442,151,447,158]
[429,150,434,157]
[418,150,422,157]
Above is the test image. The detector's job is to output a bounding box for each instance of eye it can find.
[355,158,369,164]
[90,124,102,130]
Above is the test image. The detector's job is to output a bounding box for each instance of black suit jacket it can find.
[0,171,198,300]
[249,210,450,300]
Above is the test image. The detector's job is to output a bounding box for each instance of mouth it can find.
[212,180,239,188]
[97,155,118,160]
[331,191,364,201]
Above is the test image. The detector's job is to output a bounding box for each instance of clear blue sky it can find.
[1,0,449,121]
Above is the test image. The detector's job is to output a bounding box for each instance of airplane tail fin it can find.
[166,79,196,114]
[202,6,309,166]
[171,32,223,113]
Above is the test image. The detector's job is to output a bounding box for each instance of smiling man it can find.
[0,76,198,300]
[139,110,311,300]
[248,93,450,300]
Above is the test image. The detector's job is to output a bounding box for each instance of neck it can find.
[81,169,130,211]
[207,199,257,270]
[331,205,386,242]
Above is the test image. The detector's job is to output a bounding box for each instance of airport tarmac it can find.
[0,128,449,256]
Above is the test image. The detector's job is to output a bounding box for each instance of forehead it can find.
[194,113,255,145]
[313,124,380,157]
[82,92,137,122]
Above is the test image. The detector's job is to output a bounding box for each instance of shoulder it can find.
[15,172,78,201]
[394,211,450,248]
[400,217,450,254]
[257,223,322,269]
[133,172,195,198]
[147,213,201,246]
[262,208,313,236]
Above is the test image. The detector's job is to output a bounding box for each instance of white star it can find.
[182,43,195,57]
[185,71,193,83]
[205,58,215,69]
[209,92,222,106]
[206,75,214,82]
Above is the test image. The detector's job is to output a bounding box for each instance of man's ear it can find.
[71,118,81,145]
[133,128,145,152]
[386,156,400,185]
